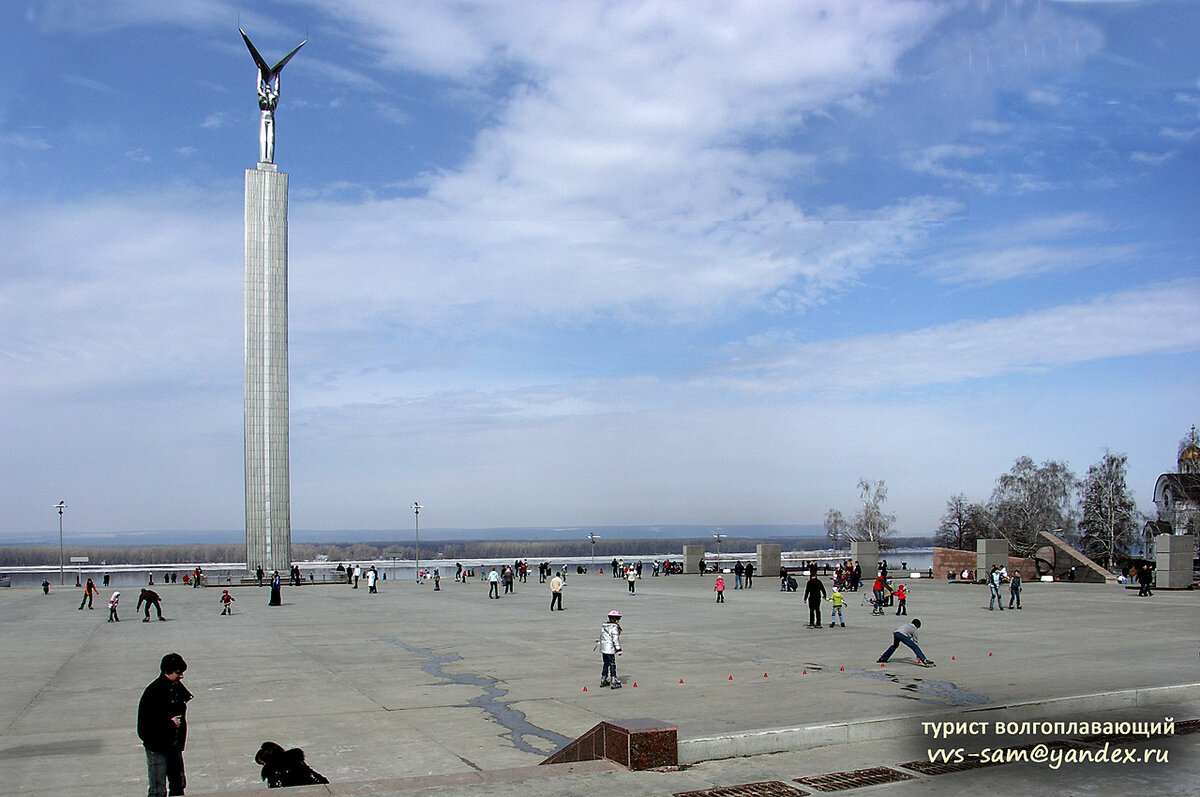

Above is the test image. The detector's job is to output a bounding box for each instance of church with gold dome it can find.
[1146,426,1200,547]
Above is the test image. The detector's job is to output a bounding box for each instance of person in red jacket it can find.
[78,578,99,609]
[894,583,908,616]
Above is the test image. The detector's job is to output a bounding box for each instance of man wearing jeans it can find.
[138,652,192,796]
[988,566,1005,611]
[877,619,935,667]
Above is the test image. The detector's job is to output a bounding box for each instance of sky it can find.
[2,0,1198,542]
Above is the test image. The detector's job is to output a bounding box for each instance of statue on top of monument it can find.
[240,28,306,165]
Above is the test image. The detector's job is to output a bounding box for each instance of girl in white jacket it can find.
[599,610,623,688]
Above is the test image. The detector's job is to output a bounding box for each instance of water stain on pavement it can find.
[845,669,991,708]
[376,636,572,756]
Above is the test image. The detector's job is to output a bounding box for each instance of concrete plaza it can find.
[0,570,1196,796]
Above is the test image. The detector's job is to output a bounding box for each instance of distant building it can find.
[1143,426,1200,556]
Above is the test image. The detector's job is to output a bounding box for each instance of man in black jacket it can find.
[803,575,827,628]
[138,652,192,796]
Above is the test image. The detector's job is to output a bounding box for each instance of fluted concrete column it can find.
[244,163,291,574]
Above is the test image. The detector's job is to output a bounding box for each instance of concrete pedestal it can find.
[850,541,878,581]
[977,538,1008,579]
[1156,533,1197,588]
[682,545,706,575]
[757,544,781,579]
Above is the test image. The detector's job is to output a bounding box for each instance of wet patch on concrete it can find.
[0,738,105,758]
[844,669,991,709]
[376,636,572,756]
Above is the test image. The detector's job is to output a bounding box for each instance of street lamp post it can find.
[55,501,67,586]
[413,503,422,582]
[712,531,725,572]
[587,532,601,570]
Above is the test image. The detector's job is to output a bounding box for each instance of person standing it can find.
[256,567,264,587]
[872,574,886,615]
[42,579,51,595]
[744,561,755,589]
[433,569,441,591]
[79,577,99,609]
[733,561,744,589]
[268,572,282,606]
[138,652,191,797]
[1008,571,1022,609]
[877,619,934,667]
[220,590,235,616]
[611,558,619,578]
[714,575,725,603]
[988,566,1004,611]
[488,568,500,599]
[894,583,908,616]
[107,591,121,622]
[627,566,637,594]
[826,584,846,627]
[598,610,623,688]
[138,588,165,622]
[549,572,564,611]
[1137,565,1154,597]
[366,566,378,594]
[804,575,826,628]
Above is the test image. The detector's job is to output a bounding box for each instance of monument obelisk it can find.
[242,29,305,574]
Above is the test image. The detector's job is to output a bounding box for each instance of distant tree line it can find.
[0,536,934,568]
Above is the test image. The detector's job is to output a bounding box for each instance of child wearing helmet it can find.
[599,610,623,688]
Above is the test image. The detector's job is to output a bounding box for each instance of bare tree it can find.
[1079,451,1141,570]
[989,457,1079,558]
[935,494,987,551]
[825,508,848,551]
[851,478,896,549]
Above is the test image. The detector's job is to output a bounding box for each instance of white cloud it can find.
[1130,150,1177,166]
[692,280,1200,395]
[0,133,51,151]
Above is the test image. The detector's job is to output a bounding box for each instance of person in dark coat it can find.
[255,741,329,788]
[138,588,165,621]
[803,575,827,628]
[138,652,191,797]
[268,572,282,606]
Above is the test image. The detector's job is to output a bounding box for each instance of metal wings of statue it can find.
[240,28,306,164]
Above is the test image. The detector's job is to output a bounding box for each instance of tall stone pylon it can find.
[242,29,305,574]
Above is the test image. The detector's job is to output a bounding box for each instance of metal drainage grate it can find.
[674,781,810,797]
[794,767,914,792]
[1171,718,1200,735]
[899,756,1006,776]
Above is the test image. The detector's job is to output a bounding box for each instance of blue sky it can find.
[2,0,1197,540]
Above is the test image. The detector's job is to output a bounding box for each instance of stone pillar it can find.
[682,545,706,575]
[756,544,781,579]
[245,163,292,574]
[1156,534,1197,589]
[850,541,878,581]
[977,538,1008,580]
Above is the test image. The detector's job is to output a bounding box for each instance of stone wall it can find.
[932,547,1035,582]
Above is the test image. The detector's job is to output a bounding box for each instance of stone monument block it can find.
[977,538,1008,578]
[756,544,781,578]
[1156,534,1197,589]
[851,541,878,580]
[682,545,706,575]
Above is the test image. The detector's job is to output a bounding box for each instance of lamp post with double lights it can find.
[55,501,67,585]
[712,531,725,573]
[588,532,601,570]
[413,503,423,582]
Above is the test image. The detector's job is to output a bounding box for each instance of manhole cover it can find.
[794,767,914,792]
[674,781,810,797]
